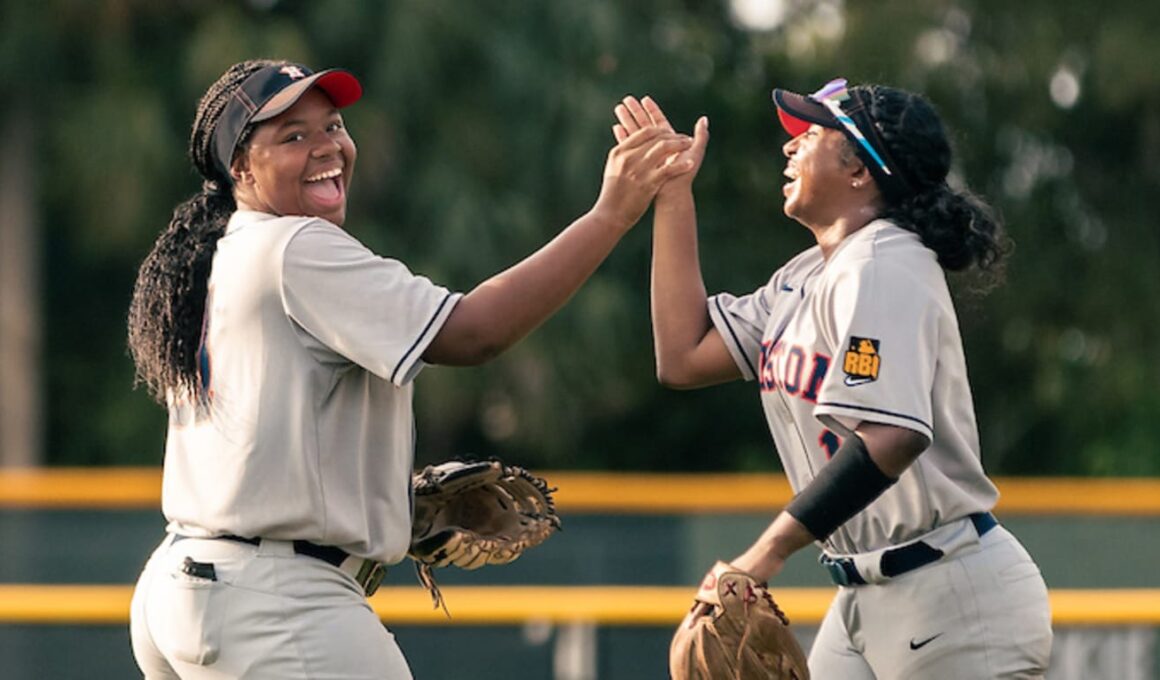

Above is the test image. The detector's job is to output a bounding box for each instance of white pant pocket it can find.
[153,561,226,666]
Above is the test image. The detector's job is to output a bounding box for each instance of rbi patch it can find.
[842,336,880,386]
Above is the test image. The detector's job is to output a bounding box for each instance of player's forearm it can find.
[424,208,627,366]
[650,188,714,385]
[731,511,815,583]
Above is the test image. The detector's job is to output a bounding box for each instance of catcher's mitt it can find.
[670,561,809,680]
[409,458,561,612]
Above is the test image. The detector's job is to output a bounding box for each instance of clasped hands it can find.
[614,95,709,191]
[594,95,710,231]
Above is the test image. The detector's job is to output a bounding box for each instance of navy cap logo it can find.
[280,65,306,80]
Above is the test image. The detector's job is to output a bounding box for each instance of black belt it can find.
[171,534,386,596]
[821,512,998,586]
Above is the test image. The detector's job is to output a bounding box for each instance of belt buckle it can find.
[356,560,387,597]
[821,556,852,586]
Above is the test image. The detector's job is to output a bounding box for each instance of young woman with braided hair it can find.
[128,61,255,405]
[615,80,1052,678]
[127,59,694,679]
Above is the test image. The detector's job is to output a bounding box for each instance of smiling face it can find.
[231,88,357,225]
[781,125,863,227]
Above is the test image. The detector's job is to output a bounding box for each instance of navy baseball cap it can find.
[772,78,912,202]
[211,63,363,181]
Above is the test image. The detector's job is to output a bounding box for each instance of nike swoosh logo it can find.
[909,633,942,650]
[844,376,873,387]
[780,284,795,293]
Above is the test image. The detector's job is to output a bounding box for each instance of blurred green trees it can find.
[6,0,1157,474]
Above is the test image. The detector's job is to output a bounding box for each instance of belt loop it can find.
[969,511,998,537]
[256,538,295,558]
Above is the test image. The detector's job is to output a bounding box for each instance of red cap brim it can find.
[772,88,837,137]
[777,108,810,137]
[253,69,363,122]
[314,70,363,109]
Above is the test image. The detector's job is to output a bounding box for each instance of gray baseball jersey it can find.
[709,219,998,555]
[163,210,461,565]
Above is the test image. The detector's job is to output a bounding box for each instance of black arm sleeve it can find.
[784,434,898,540]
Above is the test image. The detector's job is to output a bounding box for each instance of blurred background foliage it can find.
[1,0,1156,474]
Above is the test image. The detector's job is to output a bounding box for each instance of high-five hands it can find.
[613,95,709,194]
[594,124,695,232]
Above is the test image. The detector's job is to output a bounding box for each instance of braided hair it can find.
[852,85,1010,279]
[128,59,289,404]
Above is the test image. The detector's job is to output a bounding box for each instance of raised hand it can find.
[593,126,695,232]
[613,96,709,192]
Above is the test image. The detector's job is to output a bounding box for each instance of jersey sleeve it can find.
[281,221,462,386]
[706,275,779,382]
[813,261,938,441]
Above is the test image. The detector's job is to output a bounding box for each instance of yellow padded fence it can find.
[1,585,1158,626]
[4,468,1160,514]
[4,470,1158,628]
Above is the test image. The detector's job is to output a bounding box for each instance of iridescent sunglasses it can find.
[810,79,894,178]
[772,78,911,200]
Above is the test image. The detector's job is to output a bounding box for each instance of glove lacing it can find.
[415,562,450,617]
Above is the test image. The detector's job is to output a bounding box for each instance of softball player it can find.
[615,79,1053,678]
[126,59,693,679]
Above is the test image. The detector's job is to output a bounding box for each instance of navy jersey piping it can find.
[391,292,454,384]
[818,401,932,433]
[714,297,758,378]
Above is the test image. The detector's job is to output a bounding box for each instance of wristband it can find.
[785,434,897,540]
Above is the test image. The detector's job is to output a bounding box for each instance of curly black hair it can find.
[127,59,289,404]
[853,85,1011,281]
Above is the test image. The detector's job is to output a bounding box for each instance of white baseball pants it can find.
[130,535,412,679]
[809,525,1053,679]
